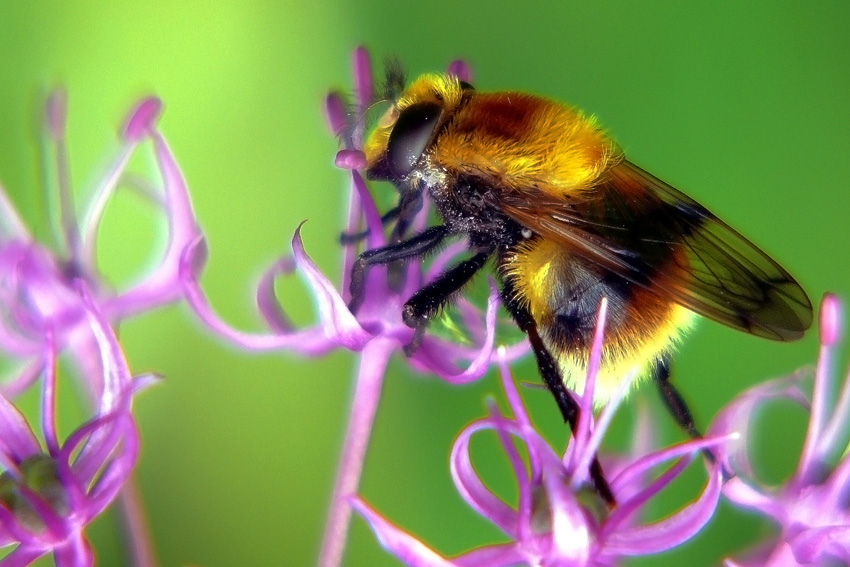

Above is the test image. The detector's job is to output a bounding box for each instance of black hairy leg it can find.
[653,356,701,440]
[348,225,449,314]
[401,249,492,355]
[653,356,720,467]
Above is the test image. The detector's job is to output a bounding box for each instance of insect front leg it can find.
[339,188,424,245]
[348,225,449,314]
[401,249,492,355]
[340,207,402,245]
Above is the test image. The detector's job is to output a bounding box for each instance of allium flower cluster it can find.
[0,91,202,398]
[353,299,727,566]
[712,293,850,567]
[178,47,526,567]
[0,91,201,565]
[0,289,155,566]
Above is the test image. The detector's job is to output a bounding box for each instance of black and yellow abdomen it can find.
[501,237,695,406]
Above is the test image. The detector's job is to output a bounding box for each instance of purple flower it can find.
[712,293,850,567]
[353,298,728,567]
[179,47,515,378]
[0,90,202,398]
[178,47,524,567]
[0,285,156,567]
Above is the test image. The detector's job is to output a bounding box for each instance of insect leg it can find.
[389,189,424,244]
[503,288,616,505]
[387,190,425,291]
[340,187,423,245]
[653,356,702,439]
[348,225,449,314]
[401,249,492,354]
[339,206,401,245]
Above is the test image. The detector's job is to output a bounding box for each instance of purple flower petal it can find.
[789,525,850,564]
[352,498,456,567]
[325,92,348,137]
[178,237,337,355]
[290,225,371,349]
[450,418,520,536]
[0,545,48,567]
[53,531,94,567]
[350,170,385,250]
[606,461,723,555]
[353,47,373,113]
[446,60,473,83]
[416,280,499,384]
[122,97,162,142]
[707,371,808,480]
[256,256,296,332]
[0,358,44,399]
[0,392,40,465]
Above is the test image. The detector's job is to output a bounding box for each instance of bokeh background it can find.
[1,2,849,566]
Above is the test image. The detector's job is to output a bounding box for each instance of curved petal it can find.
[256,256,296,332]
[352,498,456,567]
[290,225,371,349]
[721,476,787,521]
[179,237,339,355]
[604,461,723,555]
[450,419,519,536]
[707,372,808,480]
[414,280,498,384]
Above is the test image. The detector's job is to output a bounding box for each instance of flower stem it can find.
[318,338,394,567]
[118,474,158,567]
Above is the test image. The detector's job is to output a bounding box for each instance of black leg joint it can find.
[348,225,449,314]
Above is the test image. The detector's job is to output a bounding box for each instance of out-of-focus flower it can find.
[178,47,519,567]
[0,286,156,567]
[0,90,202,398]
[714,293,850,567]
[354,298,727,567]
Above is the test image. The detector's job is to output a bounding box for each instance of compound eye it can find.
[387,102,441,178]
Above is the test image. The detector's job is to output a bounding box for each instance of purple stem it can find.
[318,337,395,567]
[118,473,158,567]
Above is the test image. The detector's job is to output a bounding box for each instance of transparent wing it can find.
[499,160,813,341]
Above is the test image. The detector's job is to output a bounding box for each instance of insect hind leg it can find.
[502,286,616,506]
[652,355,703,440]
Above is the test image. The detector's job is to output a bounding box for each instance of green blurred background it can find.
[1,2,848,566]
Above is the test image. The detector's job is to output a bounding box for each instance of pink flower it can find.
[177,46,518,567]
[0,91,202,398]
[713,293,850,567]
[354,299,728,566]
[0,286,156,567]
